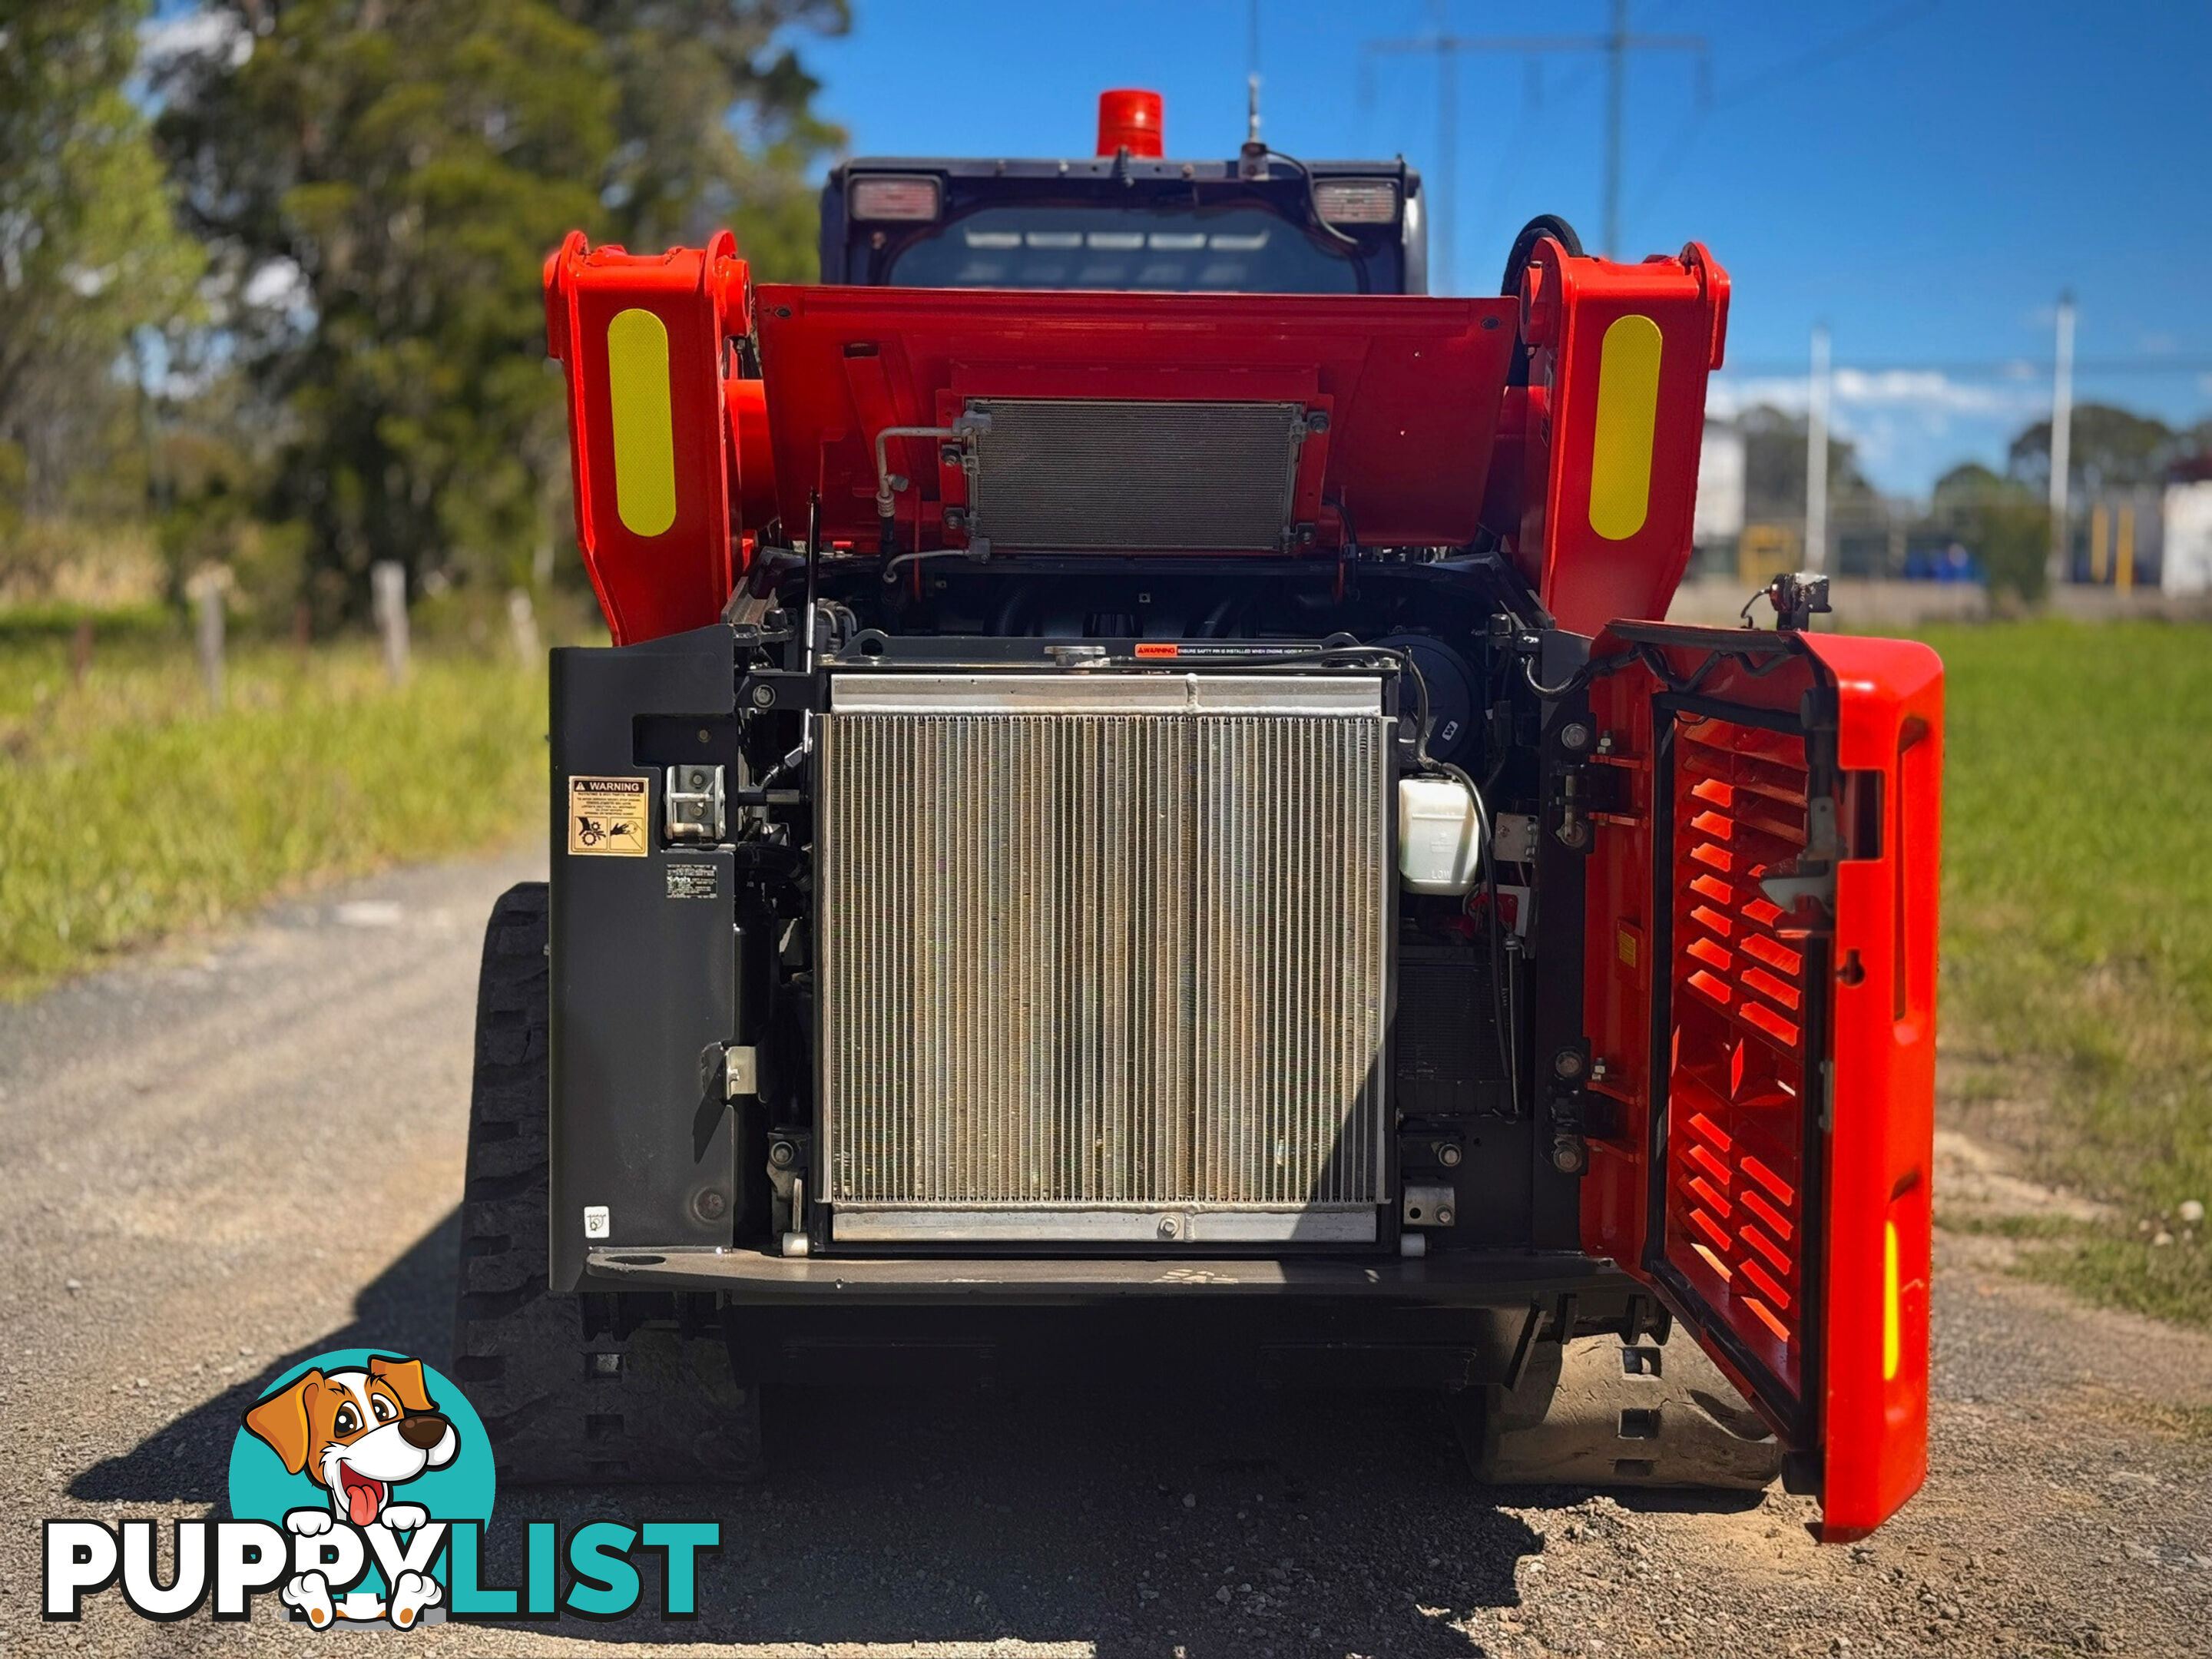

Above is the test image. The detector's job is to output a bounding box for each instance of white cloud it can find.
[1707,367,2045,421]
[1707,367,2053,497]
[140,8,253,70]
[242,257,310,311]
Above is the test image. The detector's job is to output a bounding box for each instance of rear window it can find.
[884,204,1365,294]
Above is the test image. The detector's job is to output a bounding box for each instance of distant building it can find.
[2164,478,2212,594]
[1694,420,1746,546]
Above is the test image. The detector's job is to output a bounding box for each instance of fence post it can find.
[370,561,409,685]
[506,588,541,667]
[187,568,226,710]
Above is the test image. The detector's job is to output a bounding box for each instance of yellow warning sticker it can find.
[1617,924,1641,969]
[568,775,650,856]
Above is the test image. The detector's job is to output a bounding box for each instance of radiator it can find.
[816,671,1391,1246]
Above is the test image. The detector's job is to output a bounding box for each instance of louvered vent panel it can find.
[1666,714,1812,1392]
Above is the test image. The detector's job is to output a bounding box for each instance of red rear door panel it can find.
[1806,634,1943,1538]
[1579,624,1943,1540]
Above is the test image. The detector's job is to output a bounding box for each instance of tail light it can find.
[1313,180,1401,224]
[848,175,942,222]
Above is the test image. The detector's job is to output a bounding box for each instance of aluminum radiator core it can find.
[816,671,1390,1246]
[965,399,1307,552]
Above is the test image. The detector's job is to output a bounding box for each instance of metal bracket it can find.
[724,1044,757,1100]
[1402,1183,1458,1228]
[663,764,725,845]
[1758,795,1839,919]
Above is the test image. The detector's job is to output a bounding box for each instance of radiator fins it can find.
[816,675,1389,1243]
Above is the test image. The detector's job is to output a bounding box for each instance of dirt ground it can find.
[2,849,2209,1657]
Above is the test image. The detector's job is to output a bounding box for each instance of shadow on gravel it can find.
[69,1207,461,1508]
[73,1209,1763,1654]
[471,1382,1548,1656]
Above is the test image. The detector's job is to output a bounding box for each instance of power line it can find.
[1720,354,2212,379]
[1365,3,1708,276]
[1631,1,1943,238]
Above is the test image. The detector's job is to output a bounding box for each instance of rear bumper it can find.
[583,1245,1631,1307]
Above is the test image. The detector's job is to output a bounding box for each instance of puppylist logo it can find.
[44,1347,721,1628]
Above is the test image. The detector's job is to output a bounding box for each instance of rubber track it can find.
[449,883,760,1484]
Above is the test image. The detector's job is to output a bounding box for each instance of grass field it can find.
[0,632,545,996]
[1926,619,2212,1323]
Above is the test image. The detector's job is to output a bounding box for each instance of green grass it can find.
[1925,618,2212,1323]
[0,633,545,996]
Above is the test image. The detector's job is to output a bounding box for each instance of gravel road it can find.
[4,850,2210,1657]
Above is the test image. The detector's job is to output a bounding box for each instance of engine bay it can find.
[626,550,1590,1260]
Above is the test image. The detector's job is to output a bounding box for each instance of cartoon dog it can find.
[242,1355,459,1628]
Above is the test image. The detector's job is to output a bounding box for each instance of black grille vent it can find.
[967,397,1306,552]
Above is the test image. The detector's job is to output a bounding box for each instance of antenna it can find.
[1247,72,1262,145]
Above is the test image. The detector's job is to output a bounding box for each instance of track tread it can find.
[450,883,759,1485]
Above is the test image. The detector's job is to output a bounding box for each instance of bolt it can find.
[1436,1142,1463,1168]
[1553,1048,1588,1081]
[689,770,707,787]
[1559,720,1594,753]
[749,683,775,708]
[1551,1135,1589,1177]
[1306,411,1330,434]
[693,1188,728,1221]
[769,1141,797,1170]
[697,727,711,743]
[1435,1206,1455,1227]
[1157,1217,1181,1240]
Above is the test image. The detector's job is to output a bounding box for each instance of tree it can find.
[2006,402,2177,495]
[1931,461,2047,604]
[561,0,846,276]
[1734,403,1880,526]
[154,0,845,619]
[0,0,204,522]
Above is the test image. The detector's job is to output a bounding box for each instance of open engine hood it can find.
[750,283,1518,558]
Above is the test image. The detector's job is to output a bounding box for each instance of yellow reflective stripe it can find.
[1882,1219,1902,1382]
[1588,313,1663,541]
[607,307,677,537]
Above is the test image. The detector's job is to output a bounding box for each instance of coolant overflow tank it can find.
[1397,776,1484,895]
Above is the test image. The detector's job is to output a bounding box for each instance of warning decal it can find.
[568,775,650,856]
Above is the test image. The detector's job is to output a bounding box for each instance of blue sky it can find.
[808,1,2212,496]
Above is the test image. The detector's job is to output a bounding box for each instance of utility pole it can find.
[1806,323,1831,574]
[2048,290,2075,587]
[1366,6,1706,269]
